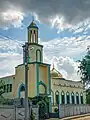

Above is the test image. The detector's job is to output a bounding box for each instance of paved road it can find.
[72,116,90,120]
[46,116,90,120]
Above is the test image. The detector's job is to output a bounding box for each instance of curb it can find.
[61,113,90,120]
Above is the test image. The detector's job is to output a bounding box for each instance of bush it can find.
[54,108,58,113]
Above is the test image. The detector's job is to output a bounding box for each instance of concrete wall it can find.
[0,105,39,120]
[59,104,90,118]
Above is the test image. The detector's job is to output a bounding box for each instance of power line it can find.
[0,33,26,61]
[0,33,25,46]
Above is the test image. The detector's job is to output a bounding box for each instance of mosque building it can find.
[0,20,86,113]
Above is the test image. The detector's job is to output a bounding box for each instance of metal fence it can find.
[59,104,90,118]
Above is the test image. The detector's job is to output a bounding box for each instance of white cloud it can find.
[0,1,24,28]
[52,17,90,33]
[42,35,89,59]
[42,35,90,80]
[0,38,23,77]
[1,0,90,30]
[1,9,24,28]
[0,35,90,80]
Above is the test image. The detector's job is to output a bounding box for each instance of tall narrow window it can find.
[10,84,12,92]
[76,92,79,104]
[71,92,75,104]
[55,91,59,105]
[30,30,32,43]
[36,49,41,62]
[34,30,36,43]
[80,93,83,104]
[66,92,70,104]
[61,91,65,104]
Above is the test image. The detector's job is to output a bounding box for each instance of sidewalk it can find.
[46,113,90,120]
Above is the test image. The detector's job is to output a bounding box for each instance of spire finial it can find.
[32,15,34,22]
[53,63,54,69]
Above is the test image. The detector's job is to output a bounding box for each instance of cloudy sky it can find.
[0,0,90,80]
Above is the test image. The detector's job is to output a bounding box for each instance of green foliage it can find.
[0,80,6,104]
[30,95,49,118]
[86,89,90,104]
[54,108,58,113]
[78,53,90,87]
[0,80,5,96]
[30,109,35,120]
[30,95,49,105]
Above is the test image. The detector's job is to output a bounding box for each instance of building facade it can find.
[0,20,86,113]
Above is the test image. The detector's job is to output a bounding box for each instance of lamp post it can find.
[24,43,34,120]
[24,42,29,120]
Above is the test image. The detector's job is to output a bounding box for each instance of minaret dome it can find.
[27,20,38,44]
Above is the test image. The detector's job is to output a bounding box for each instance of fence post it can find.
[14,105,16,120]
[29,102,32,120]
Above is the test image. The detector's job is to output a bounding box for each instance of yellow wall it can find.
[28,44,43,62]
[28,64,37,98]
[38,64,49,94]
[14,65,25,98]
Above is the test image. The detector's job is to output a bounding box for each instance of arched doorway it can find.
[18,84,25,98]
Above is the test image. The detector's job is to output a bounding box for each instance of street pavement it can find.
[46,114,90,120]
[72,116,90,120]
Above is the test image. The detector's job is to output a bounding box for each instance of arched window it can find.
[80,93,83,104]
[55,91,59,105]
[66,92,70,104]
[34,30,36,34]
[30,30,32,43]
[76,92,79,104]
[71,92,75,104]
[36,49,41,62]
[34,30,36,43]
[61,91,65,104]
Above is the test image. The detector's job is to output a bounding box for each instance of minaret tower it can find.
[23,19,43,63]
[16,18,51,112]
[27,18,38,44]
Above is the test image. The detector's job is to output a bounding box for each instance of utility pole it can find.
[24,42,29,120]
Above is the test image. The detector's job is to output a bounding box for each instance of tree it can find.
[0,80,6,104]
[29,95,49,119]
[78,50,90,88]
[0,80,5,96]
[78,49,90,104]
[86,89,90,104]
